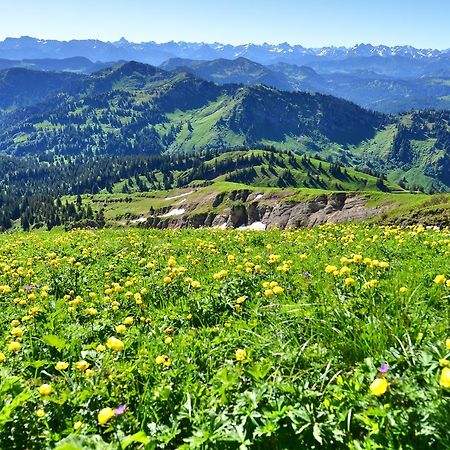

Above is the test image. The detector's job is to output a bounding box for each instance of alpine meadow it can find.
[0,1,449,449]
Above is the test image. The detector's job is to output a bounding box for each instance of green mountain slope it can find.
[0,68,84,110]
[161,57,450,113]
[110,149,400,193]
[0,62,448,192]
[352,110,450,191]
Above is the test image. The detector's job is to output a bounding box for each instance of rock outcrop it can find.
[139,191,384,230]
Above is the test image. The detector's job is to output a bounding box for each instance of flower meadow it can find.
[0,225,449,449]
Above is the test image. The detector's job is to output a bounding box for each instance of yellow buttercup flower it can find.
[352,254,363,263]
[369,378,388,396]
[272,286,284,295]
[10,327,23,337]
[8,341,22,352]
[115,324,127,334]
[446,338,450,351]
[107,336,124,352]
[155,355,171,366]
[73,421,83,430]
[98,407,115,425]
[55,361,69,371]
[440,367,450,388]
[97,344,106,352]
[235,349,247,362]
[344,277,355,286]
[75,360,90,371]
[0,352,5,363]
[38,384,52,396]
[325,265,338,274]
[434,275,446,285]
[36,409,45,418]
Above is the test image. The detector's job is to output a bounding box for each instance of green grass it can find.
[0,225,449,449]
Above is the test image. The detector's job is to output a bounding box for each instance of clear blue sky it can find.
[1,0,449,49]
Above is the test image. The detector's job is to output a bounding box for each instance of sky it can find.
[1,0,449,49]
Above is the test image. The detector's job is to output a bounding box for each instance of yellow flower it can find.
[191,280,201,288]
[399,287,409,293]
[344,277,355,286]
[98,407,115,425]
[155,355,171,366]
[155,355,165,365]
[115,324,127,334]
[38,384,52,396]
[8,341,21,352]
[439,359,450,367]
[55,361,69,371]
[213,270,228,280]
[0,352,5,363]
[10,327,23,337]
[73,421,83,430]
[264,289,274,297]
[272,286,284,295]
[85,369,95,377]
[164,336,173,344]
[36,409,45,418]
[123,316,134,325]
[446,338,450,351]
[235,349,247,362]
[167,257,176,267]
[369,378,388,396]
[236,296,246,304]
[96,344,106,352]
[434,274,447,285]
[107,336,124,352]
[75,360,90,371]
[439,367,450,388]
[352,254,363,263]
[325,265,338,274]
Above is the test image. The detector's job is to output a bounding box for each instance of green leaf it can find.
[121,431,150,449]
[313,423,323,445]
[42,334,67,351]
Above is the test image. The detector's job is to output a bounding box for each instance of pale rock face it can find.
[138,191,386,230]
[161,208,185,217]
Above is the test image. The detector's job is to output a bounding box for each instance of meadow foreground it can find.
[0,225,449,449]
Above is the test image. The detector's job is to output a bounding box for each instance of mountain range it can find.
[0,37,449,113]
[0,61,448,193]
[1,37,448,68]
[160,57,450,113]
